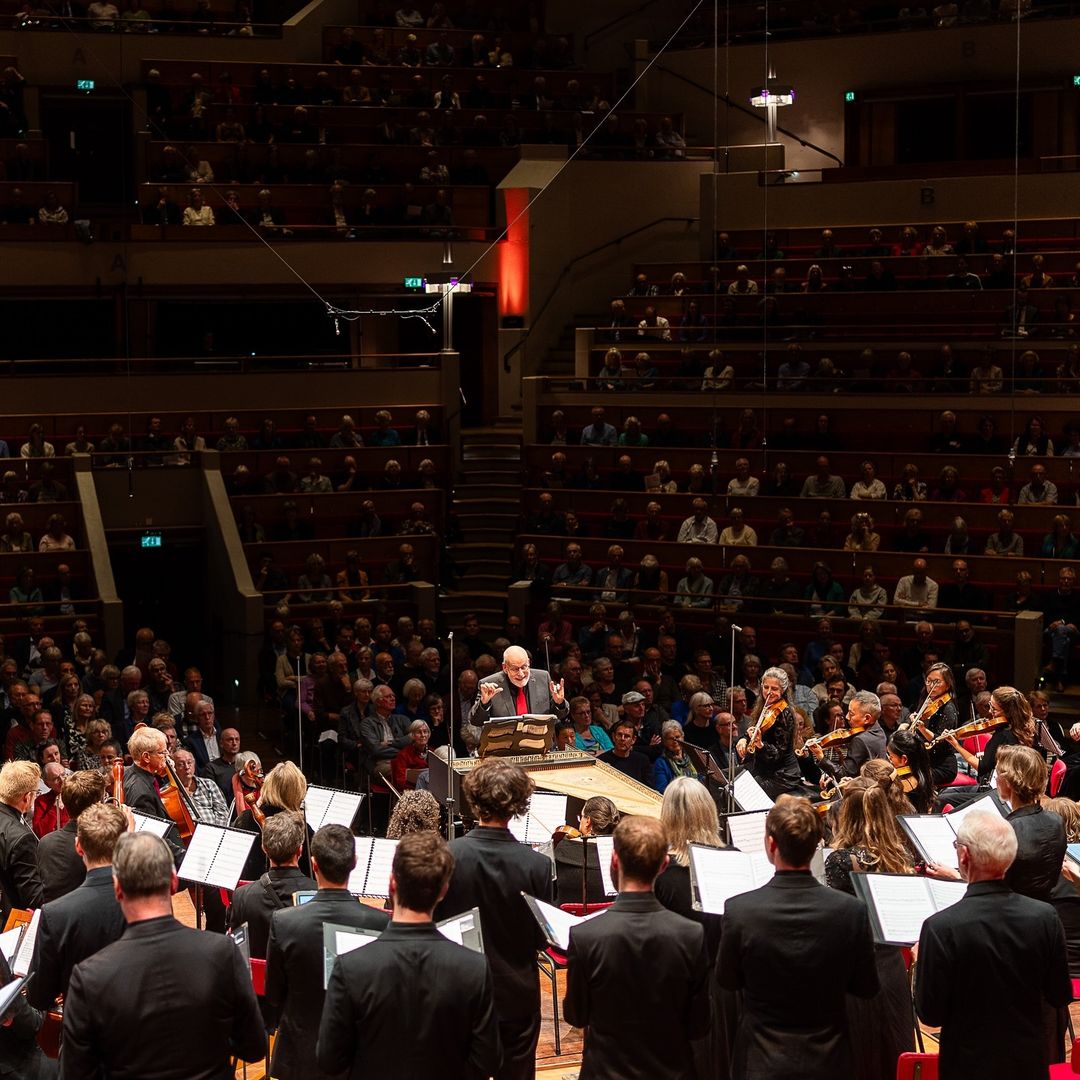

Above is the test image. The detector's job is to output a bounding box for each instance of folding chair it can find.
[1049,1036,1080,1078]
[1051,758,1068,797]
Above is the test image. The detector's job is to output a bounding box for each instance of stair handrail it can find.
[502,215,698,373]
[652,63,844,168]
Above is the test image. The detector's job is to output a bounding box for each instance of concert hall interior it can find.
[4,0,1080,1074]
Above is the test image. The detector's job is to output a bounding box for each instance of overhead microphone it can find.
[731,624,743,632]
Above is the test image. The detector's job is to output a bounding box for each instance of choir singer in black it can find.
[317,831,502,1078]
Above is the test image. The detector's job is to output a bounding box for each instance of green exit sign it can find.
[844,90,856,103]
[1073,75,1080,87]
[403,276,424,289]
[76,79,95,92]
[140,531,162,549]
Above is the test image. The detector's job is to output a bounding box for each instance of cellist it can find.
[122,726,185,862]
[734,667,802,798]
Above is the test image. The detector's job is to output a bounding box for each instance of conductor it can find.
[469,646,568,726]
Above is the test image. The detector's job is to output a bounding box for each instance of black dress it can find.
[553,837,608,908]
[825,848,915,1080]
[746,705,802,798]
[654,860,731,1080]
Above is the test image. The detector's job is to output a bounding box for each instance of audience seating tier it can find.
[233,489,445,536]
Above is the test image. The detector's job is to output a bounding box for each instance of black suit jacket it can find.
[1007,803,1066,903]
[0,801,43,922]
[122,767,183,860]
[718,871,878,1080]
[28,865,125,1010]
[265,889,390,1080]
[564,892,709,1079]
[468,669,568,726]
[0,949,48,1078]
[184,732,215,773]
[436,826,552,1019]
[916,880,1072,1080]
[316,921,502,1079]
[228,867,317,960]
[59,915,264,1080]
[37,818,85,903]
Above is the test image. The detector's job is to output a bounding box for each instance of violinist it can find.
[554,795,620,907]
[735,667,801,798]
[234,761,310,882]
[886,729,935,815]
[908,662,959,787]
[807,692,888,785]
[940,686,1046,805]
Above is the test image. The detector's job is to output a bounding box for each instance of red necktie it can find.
[515,685,528,717]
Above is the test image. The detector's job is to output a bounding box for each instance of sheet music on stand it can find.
[732,771,774,814]
[509,793,567,845]
[130,811,174,838]
[592,835,617,897]
[178,824,258,891]
[12,910,39,978]
[688,844,773,914]
[725,810,769,854]
[349,836,398,897]
[304,786,365,832]
[851,873,966,945]
[479,714,556,758]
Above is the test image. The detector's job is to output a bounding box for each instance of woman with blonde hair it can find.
[843,512,880,553]
[824,778,915,1079]
[654,776,730,1078]
[860,757,915,816]
[235,760,309,880]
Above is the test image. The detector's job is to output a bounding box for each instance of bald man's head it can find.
[502,646,531,688]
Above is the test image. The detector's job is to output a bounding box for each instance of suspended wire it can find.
[1006,8,1023,461]
[327,0,708,323]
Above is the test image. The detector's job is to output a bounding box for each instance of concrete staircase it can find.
[441,421,523,635]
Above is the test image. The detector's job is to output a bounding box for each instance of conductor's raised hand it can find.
[550,679,565,705]
[478,682,503,705]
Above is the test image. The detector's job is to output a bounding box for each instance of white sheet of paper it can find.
[865,875,938,944]
[902,816,960,869]
[726,811,768,854]
[130,811,173,838]
[349,836,398,897]
[689,846,773,915]
[946,792,1005,829]
[12,910,39,978]
[179,824,258,890]
[0,975,25,1018]
[733,771,774,813]
[0,927,22,967]
[336,929,378,955]
[926,878,966,913]
[592,835,617,896]
[526,895,607,952]
[510,793,568,844]
[304,786,364,831]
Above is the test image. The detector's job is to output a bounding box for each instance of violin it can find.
[894,764,919,795]
[925,714,1008,749]
[814,774,847,815]
[908,691,953,743]
[797,719,869,758]
[746,698,789,755]
[551,824,583,848]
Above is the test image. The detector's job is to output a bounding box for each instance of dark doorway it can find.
[107,532,208,675]
[40,93,132,205]
[895,99,956,164]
